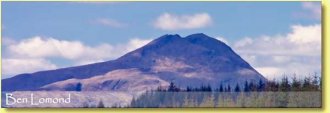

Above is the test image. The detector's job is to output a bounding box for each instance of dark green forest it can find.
[130,74,321,108]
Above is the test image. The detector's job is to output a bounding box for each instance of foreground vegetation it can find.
[130,74,321,108]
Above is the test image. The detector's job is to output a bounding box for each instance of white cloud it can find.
[2,58,57,78]
[73,37,152,65]
[125,38,152,52]
[294,2,321,20]
[288,24,321,44]
[7,36,152,63]
[272,55,292,63]
[233,24,321,79]
[94,18,126,28]
[7,37,113,60]
[235,24,321,56]
[3,36,152,77]
[153,13,212,30]
[7,37,67,58]
[255,67,281,80]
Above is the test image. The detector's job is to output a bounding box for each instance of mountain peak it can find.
[159,34,182,40]
[148,34,182,45]
[186,33,209,38]
[185,33,218,43]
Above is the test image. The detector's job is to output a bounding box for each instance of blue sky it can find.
[1,2,322,79]
[2,2,319,44]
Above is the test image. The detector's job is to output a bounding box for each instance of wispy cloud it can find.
[153,13,212,30]
[94,18,127,28]
[302,2,321,19]
[293,2,321,20]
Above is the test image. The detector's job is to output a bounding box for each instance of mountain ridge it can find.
[2,33,266,91]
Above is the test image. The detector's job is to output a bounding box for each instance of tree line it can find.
[130,74,321,108]
[157,73,321,92]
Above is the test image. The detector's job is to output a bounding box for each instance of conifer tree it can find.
[248,82,256,92]
[244,81,249,92]
[257,79,265,92]
[219,83,224,92]
[234,83,240,92]
[168,82,180,92]
[312,72,320,91]
[226,85,231,92]
[280,76,290,92]
[291,75,301,91]
[302,76,312,91]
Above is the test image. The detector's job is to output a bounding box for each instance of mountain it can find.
[2,33,266,92]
